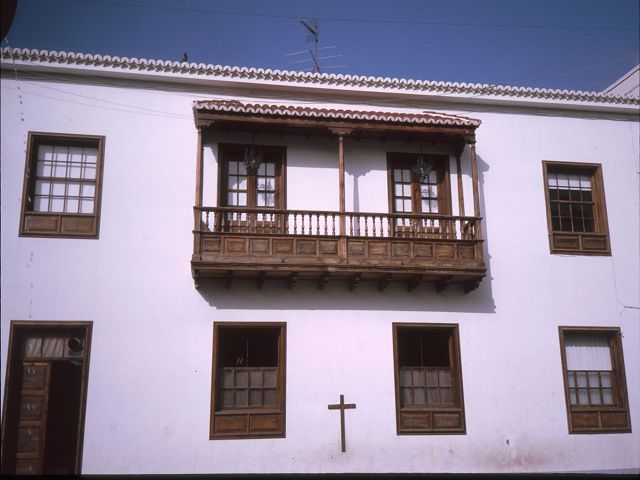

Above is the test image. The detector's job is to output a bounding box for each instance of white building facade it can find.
[1,48,639,475]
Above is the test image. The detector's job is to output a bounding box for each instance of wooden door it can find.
[14,361,51,475]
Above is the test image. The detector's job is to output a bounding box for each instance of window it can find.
[210,323,286,439]
[387,153,451,236]
[20,133,105,238]
[392,323,465,434]
[559,327,631,434]
[543,162,610,255]
[1,322,92,475]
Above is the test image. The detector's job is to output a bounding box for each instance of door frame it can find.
[1,320,93,474]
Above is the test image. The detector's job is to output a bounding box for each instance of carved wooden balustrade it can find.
[192,207,486,291]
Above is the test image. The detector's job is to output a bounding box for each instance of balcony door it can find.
[218,143,286,233]
[387,153,451,237]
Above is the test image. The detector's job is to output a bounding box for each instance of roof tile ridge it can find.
[8,48,636,105]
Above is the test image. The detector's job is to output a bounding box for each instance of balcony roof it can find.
[193,100,480,140]
[193,100,481,127]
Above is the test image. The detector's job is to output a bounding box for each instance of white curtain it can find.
[565,333,612,370]
[23,335,78,358]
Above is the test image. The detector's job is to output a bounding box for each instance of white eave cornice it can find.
[2,47,639,115]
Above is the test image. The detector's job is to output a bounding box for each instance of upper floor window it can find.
[559,327,631,433]
[393,323,466,434]
[219,143,285,210]
[20,133,105,238]
[543,162,610,255]
[210,323,286,439]
[387,153,451,237]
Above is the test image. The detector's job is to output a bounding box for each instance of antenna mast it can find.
[300,19,320,73]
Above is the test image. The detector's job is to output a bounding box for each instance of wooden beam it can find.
[348,274,361,291]
[435,277,452,293]
[319,272,330,290]
[407,276,421,292]
[378,274,392,291]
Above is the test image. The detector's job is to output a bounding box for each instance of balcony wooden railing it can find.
[195,207,480,241]
[192,206,486,291]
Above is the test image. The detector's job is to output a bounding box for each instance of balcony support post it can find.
[454,138,466,218]
[194,126,204,258]
[469,138,481,231]
[330,127,352,257]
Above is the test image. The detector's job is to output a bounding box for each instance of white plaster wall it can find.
[1,72,639,474]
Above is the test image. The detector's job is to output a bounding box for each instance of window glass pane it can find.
[264,370,276,388]
[427,388,440,404]
[84,149,98,165]
[587,371,600,387]
[235,389,248,407]
[394,184,404,196]
[80,199,94,214]
[257,163,266,176]
[264,193,275,207]
[590,389,602,404]
[600,372,611,387]
[412,370,425,386]
[264,389,276,406]
[35,181,50,195]
[400,369,412,386]
[53,163,67,177]
[222,370,234,388]
[394,169,403,182]
[67,182,81,197]
[69,147,83,164]
[567,373,575,388]
[83,166,96,180]
[602,389,614,405]
[401,387,412,404]
[66,199,79,213]
[238,162,247,175]
[581,176,591,189]
[228,193,237,206]
[236,371,248,388]
[576,372,587,387]
[82,184,95,197]
[569,390,577,405]
[33,197,49,212]
[395,199,404,212]
[547,173,557,187]
[404,199,412,212]
[69,164,82,178]
[38,145,54,160]
[249,390,262,407]
[50,197,65,212]
[425,370,438,387]
[440,388,452,404]
[569,174,580,188]
[54,147,68,162]
[266,163,274,176]
[430,200,439,213]
[36,161,52,177]
[557,173,569,187]
[413,387,426,404]
[577,388,588,404]
[262,177,275,191]
[249,370,263,387]
[52,182,65,196]
[439,370,451,387]
[222,390,234,407]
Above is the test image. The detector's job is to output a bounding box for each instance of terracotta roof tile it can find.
[194,100,481,127]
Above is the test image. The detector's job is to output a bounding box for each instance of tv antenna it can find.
[286,19,347,73]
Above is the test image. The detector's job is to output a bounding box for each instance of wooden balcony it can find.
[191,207,486,292]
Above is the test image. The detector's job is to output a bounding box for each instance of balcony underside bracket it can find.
[435,277,452,293]
[407,275,422,292]
[348,274,361,291]
[319,272,330,290]
[378,274,392,292]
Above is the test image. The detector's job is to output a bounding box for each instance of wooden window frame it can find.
[19,132,106,239]
[542,161,611,255]
[1,321,93,474]
[558,326,631,434]
[392,323,466,435]
[217,143,286,210]
[210,322,286,439]
[387,153,452,216]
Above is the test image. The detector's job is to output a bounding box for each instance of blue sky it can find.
[3,0,639,92]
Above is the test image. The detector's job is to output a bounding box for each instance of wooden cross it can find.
[327,394,356,452]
